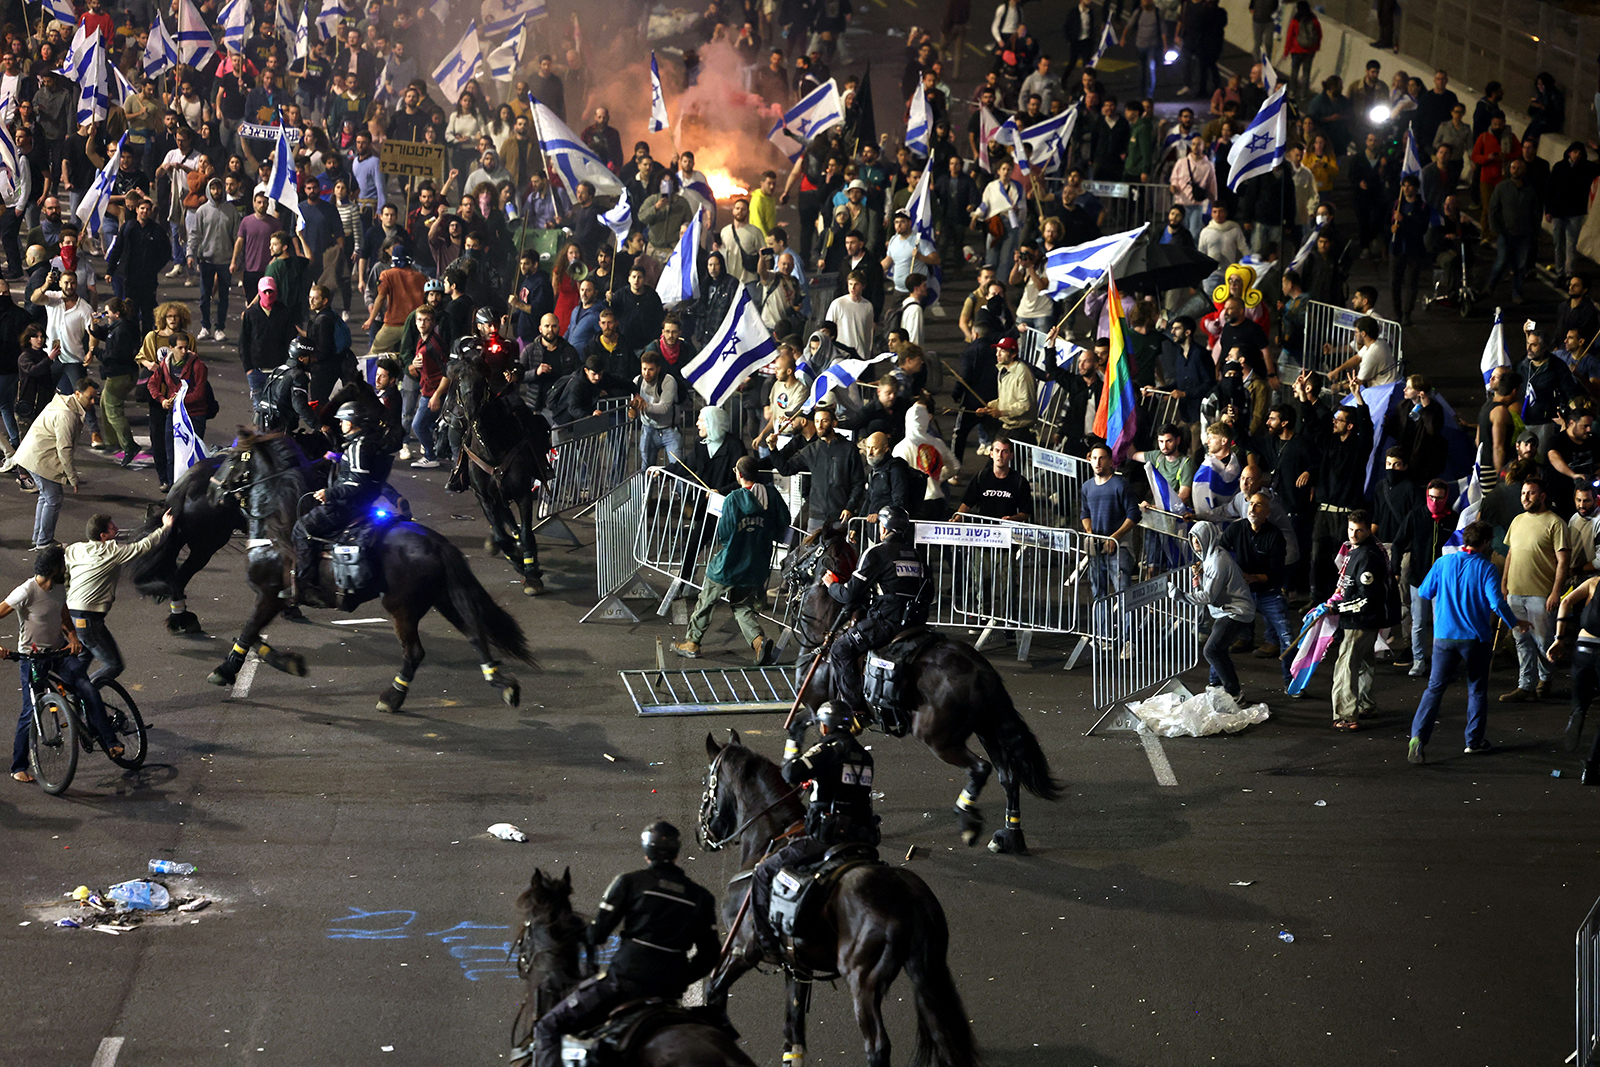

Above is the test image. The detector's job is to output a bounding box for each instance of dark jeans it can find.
[0,206,21,277]
[69,610,124,684]
[1253,589,1294,685]
[198,261,231,331]
[11,652,113,773]
[153,406,207,486]
[1487,234,1532,300]
[55,362,99,436]
[127,283,159,335]
[1410,638,1491,747]
[1390,253,1427,318]
[1203,615,1251,696]
[1568,642,1600,768]
[1310,508,1351,604]
[531,971,656,1067]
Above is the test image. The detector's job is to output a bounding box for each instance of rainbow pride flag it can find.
[1092,269,1138,463]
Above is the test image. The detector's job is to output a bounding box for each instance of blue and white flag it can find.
[432,21,482,103]
[293,1,312,61]
[481,0,545,36]
[177,0,218,68]
[1191,451,1242,519]
[171,378,206,471]
[1340,382,1400,493]
[143,16,180,78]
[905,80,931,158]
[1442,472,1484,553]
[765,78,843,163]
[75,133,127,242]
[219,0,252,51]
[1400,126,1422,182]
[528,96,624,199]
[804,351,895,411]
[314,0,347,40]
[1291,220,1320,270]
[1481,306,1510,387]
[680,287,777,406]
[275,0,296,54]
[1043,224,1146,298]
[75,32,109,125]
[40,0,75,27]
[111,63,136,105]
[1261,53,1277,91]
[58,23,90,79]
[599,196,632,247]
[1091,18,1117,67]
[267,121,304,232]
[1225,84,1288,192]
[905,163,941,303]
[999,107,1076,175]
[486,22,527,82]
[648,51,670,133]
[655,207,703,309]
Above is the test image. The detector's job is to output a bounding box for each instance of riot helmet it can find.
[640,820,681,862]
[815,702,855,735]
[878,505,912,541]
[288,337,315,364]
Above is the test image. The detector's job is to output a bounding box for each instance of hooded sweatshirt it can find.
[894,403,959,502]
[1187,520,1255,622]
[708,479,792,587]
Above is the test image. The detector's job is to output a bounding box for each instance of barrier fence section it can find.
[583,472,658,623]
[1580,895,1600,1067]
[1013,440,1090,529]
[1080,180,1176,234]
[1088,572,1204,717]
[539,409,642,525]
[1296,302,1405,380]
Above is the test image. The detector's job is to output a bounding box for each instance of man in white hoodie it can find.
[894,400,959,517]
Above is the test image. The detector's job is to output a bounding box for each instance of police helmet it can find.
[640,820,681,862]
[334,401,366,426]
[815,702,854,734]
[878,505,912,541]
[474,306,496,327]
[451,336,485,359]
[288,337,315,363]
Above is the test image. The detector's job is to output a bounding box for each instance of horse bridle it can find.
[698,747,803,852]
[208,448,304,517]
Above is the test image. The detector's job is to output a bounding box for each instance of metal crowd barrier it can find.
[1580,895,1600,1067]
[802,271,840,340]
[1012,440,1090,529]
[1080,180,1176,235]
[583,471,659,624]
[1296,300,1405,381]
[538,409,642,541]
[1087,573,1204,717]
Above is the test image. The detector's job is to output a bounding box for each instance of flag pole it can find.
[519,91,542,265]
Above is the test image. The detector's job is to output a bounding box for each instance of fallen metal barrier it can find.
[1086,573,1204,731]
[1580,895,1600,1067]
[537,409,642,543]
[618,665,800,716]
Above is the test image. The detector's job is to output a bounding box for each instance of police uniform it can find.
[750,726,879,957]
[826,536,930,717]
[256,357,317,434]
[531,861,719,1067]
[292,428,394,590]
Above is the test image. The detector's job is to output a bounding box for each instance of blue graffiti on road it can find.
[326,908,519,981]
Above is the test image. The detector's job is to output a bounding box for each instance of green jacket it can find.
[1123,117,1157,182]
[707,483,791,588]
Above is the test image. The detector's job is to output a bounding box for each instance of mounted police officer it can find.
[750,702,879,961]
[823,505,930,733]
[255,338,318,435]
[530,821,720,1067]
[291,402,394,602]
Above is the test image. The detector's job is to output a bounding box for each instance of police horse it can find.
[699,733,978,1067]
[135,428,531,711]
[783,524,1061,854]
[509,867,757,1067]
[447,344,553,596]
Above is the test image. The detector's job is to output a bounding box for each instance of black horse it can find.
[177,430,530,711]
[700,733,978,1067]
[783,525,1061,854]
[509,867,757,1067]
[450,353,553,596]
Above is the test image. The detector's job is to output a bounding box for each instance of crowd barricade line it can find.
[1086,573,1205,729]
[1295,301,1405,381]
[1578,895,1600,1067]
[537,409,643,545]
[582,472,660,624]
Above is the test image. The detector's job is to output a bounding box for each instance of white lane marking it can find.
[331,618,386,625]
[91,1037,125,1067]
[1140,732,1178,787]
[231,653,259,700]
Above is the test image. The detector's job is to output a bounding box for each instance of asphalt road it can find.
[4,11,1596,1067]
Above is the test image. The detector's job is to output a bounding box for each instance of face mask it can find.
[59,244,76,272]
[259,289,277,309]
[1426,497,1452,519]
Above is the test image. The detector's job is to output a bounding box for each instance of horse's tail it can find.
[903,877,979,1067]
[978,667,1062,801]
[128,502,183,598]
[436,536,534,664]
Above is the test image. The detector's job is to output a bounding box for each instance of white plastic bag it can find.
[1126,688,1270,738]
[106,879,172,911]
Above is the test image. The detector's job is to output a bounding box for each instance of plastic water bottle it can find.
[107,880,172,911]
[1277,931,1295,944]
[488,823,528,842]
[148,860,196,875]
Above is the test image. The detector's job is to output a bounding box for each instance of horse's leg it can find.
[166,536,226,634]
[987,773,1029,856]
[516,484,542,596]
[846,953,900,1067]
[782,970,812,1067]
[924,735,992,847]
[377,598,424,713]
[208,591,302,685]
[430,580,521,708]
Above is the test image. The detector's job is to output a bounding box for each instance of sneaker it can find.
[1499,687,1536,703]
[164,264,183,278]
[1463,739,1494,754]
[672,639,700,659]
[410,457,441,469]
[398,445,412,461]
[1407,737,1425,765]
[1253,644,1279,658]
[752,635,775,665]
[341,310,350,321]
[196,326,210,341]
[212,328,226,342]
[976,443,991,457]
[1408,662,1429,678]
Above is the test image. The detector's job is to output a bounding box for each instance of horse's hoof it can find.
[376,687,407,713]
[522,577,544,597]
[280,652,308,677]
[207,668,235,687]
[955,806,983,847]
[987,827,1030,856]
[168,610,201,634]
[501,681,520,706]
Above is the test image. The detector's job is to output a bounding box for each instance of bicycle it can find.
[21,648,148,796]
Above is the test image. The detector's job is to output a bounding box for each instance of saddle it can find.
[769,843,881,974]
[860,626,938,736]
[321,508,402,608]
[560,1000,720,1066]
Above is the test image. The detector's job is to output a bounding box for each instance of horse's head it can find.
[450,342,491,419]
[698,730,746,850]
[206,440,253,507]
[515,866,575,931]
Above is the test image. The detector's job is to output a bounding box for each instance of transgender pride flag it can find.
[1092,269,1137,462]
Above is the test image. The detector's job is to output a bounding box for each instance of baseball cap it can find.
[257,276,277,292]
[1517,428,1539,445]
[994,336,1018,352]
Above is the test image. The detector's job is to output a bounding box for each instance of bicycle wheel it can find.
[28,692,78,796]
[97,679,147,770]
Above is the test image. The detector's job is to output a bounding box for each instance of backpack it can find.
[204,379,219,420]
[1296,17,1320,49]
[331,315,353,356]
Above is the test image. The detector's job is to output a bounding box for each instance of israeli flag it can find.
[1191,452,1242,519]
[432,21,482,103]
[655,207,702,309]
[1043,224,1147,298]
[906,80,931,158]
[1442,473,1484,553]
[529,96,624,199]
[314,0,346,41]
[1481,307,1510,387]
[765,79,843,163]
[1400,126,1422,182]
[176,0,217,68]
[1021,105,1076,172]
[1261,53,1277,91]
[648,51,669,133]
[803,352,895,411]
[1225,84,1288,192]
[600,197,632,247]
[481,0,545,36]
[143,16,180,78]
[171,379,206,471]
[0,117,21,198]
[1290,219,1321,270]
[293,1,312,61]
[75,33,109,126]
[75,133,127,242]
[40,0,75,27]
[905,163,941,303]
[1091,18,1117,67]
[486,22,527,82]
[111,64,136,105]
[681,287,778,406]
[267,121,305,232]
[275,0,296,55]
[58,23,90,79]
[219,0,252,52]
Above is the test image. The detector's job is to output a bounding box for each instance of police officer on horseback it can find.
[530,821,720,1067]
[748,702,879,961]
[291,402,394,602]
[256,338,318,435]
[823,505,930,733]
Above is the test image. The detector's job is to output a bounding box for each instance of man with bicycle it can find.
[3,546,120,783]
[65,511,174,685]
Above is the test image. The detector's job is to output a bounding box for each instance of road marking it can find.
[231,653,258,700]
[331,618,386,625]
[1140,732,1177,786]
[966,42,986,57]
[91,1037,124,1067]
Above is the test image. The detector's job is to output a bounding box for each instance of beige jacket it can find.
[5,392,87,486]
[65,527,169,613]
[994,361,1038,431]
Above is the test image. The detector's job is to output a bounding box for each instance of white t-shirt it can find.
[826,294,876,355]
[899,294,925,346]
[885,233,933,292]
[39,292,93,365]
[1357,338,1397,386]
[5,577,66,652]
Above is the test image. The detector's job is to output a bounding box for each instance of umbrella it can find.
[1113,229,1217,294]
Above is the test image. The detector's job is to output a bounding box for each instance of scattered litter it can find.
[331,618,386,625]
[603,753,617,762]
[178,898,211,913]
[1552,769,1563,778]
[488,823,528,842]
[1278,931,1295,943]
[17,921,29,926]
[1314,800,1327,807]
[647,762,664,767]
[107,880,171,911]
[90,925,125,935]
[1123,689,1270,737]
[71,885,91,900]
[1229,881,1255,886]
[149,860,196,875]
[904,846,918,861]
[55,918,80,928]
[381,1047,395,1053]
